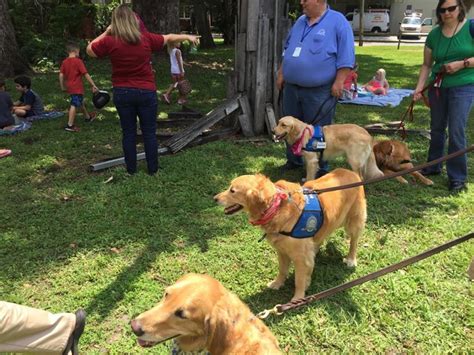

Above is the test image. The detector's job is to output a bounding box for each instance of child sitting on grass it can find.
[60,42,98,132]
[364,68,389,95]
[0,79,15,130]
[13,75,44,118]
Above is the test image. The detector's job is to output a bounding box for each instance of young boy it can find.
[13,75,44,119]
[60,42,98,132]
[0,79,15,130]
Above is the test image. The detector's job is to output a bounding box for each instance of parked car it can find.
[345,9,390,33]
[399,17,433,39]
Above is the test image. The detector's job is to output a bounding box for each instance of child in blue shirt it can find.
[13,75,44,118]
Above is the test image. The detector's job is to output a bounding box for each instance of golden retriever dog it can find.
[214,168,366,301]
[273,116,383,181]
[373,140,433,185]
[131,273,281,354]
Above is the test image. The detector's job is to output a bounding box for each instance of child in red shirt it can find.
[59,43,98,132]
[342,63,358,100]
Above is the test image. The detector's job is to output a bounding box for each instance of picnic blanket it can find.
[339,88,414,107]
[26,110,64,122]
[0,121,32,136]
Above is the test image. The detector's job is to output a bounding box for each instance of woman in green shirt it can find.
[414,0,474,192]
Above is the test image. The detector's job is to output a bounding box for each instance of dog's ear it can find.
[380,141,394,156]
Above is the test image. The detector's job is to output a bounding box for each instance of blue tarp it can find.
[339,88,414,107]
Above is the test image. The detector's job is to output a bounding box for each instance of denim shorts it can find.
[70,94,84,108]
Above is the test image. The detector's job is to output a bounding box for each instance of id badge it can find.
[292,47,302,57]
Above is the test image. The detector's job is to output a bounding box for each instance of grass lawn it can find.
[0,44,473,354]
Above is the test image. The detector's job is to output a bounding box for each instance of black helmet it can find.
[93,90,110,109]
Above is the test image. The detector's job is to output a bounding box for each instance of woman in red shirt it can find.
[87,5,199,175]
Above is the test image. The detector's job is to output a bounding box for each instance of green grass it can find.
[0,45,473,354]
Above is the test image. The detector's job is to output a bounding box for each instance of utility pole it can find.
[358,0,364,46]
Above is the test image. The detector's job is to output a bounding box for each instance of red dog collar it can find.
[291,126,314,156]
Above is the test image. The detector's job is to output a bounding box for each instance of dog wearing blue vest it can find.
[273,116,384,182]
[214,168,366,301]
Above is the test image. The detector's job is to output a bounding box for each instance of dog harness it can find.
[280,189,324,238]
[303,125,326,153]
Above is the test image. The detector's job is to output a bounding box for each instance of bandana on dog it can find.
[291,126,314,156]
[250,187,288,226]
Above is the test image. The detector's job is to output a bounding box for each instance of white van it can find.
[399,17,433,38]
[345,9,390,33]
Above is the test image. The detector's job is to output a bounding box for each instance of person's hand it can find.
[277,73,284,91]
[331,80,344,98]
[187,35,201,46]
[413,90,423,102]
[92,86,99,93]
[443,61,464,75]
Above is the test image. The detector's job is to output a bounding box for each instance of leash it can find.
[307,145,474,195]
[309,95,338,126]
[398,78,435,139]
[257,231,473,319]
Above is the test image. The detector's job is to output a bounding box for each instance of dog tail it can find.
[363,150,385,180]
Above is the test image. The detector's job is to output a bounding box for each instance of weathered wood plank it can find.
[254,15,270,134]
[264,103,277,135]
[237,32,247,92]
[246,0,260,51]
[238,114,254,137]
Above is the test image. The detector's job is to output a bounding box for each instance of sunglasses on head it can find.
[439,5,458,14]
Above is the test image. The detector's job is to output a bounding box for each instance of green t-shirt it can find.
[426,20,474,88]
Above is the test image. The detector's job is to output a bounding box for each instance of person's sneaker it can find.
[449,181,467,193]
[62,309,86,355]
[85,112,96,122]
[161,93,171,105]
[65,125,80,132]
[420,168,441,177]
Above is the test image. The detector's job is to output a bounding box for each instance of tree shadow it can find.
[243,241,361,325]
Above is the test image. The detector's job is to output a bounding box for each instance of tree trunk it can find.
[221,0,235,45]
[0,0,30,77]
[133,0,180,34]
[192,1,215,49]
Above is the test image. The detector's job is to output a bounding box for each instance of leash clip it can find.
[256,304,283,319]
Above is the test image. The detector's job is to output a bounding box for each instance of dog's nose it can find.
[130,319,145,336]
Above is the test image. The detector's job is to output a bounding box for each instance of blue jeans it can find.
[426,84,473,184]
[282,83,336,174]
[113,87,158,175]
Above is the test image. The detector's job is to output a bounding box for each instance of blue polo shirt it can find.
[282,7,355,87]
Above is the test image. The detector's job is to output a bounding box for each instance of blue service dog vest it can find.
[283,190,324,238]
[303,125,326,152]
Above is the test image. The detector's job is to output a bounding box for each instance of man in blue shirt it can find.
[277,0,355,177]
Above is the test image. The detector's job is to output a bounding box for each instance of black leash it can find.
[257,231,473,318]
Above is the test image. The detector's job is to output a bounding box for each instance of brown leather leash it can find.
[308,144,474,195]
[398,74,441,139]
[257,231,473,318]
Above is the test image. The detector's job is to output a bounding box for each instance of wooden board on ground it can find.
[163,95,242,153]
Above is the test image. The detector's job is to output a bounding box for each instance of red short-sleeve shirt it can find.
[60,57,88,95]
[91,32,164,91]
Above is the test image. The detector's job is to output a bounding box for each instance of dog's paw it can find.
[291,294,305,302]
[267,279,284,290]
[343,257,357,268]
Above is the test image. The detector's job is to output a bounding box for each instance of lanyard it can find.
[301,22,316,42]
